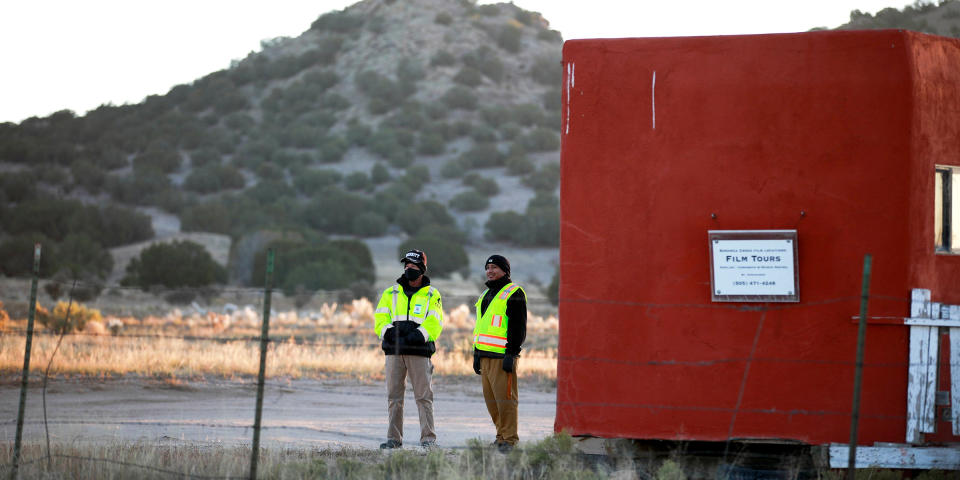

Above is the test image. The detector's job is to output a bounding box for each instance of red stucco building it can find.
[557,30,960,466]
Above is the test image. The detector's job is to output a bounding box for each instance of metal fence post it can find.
[11,244,42,480]
[249,249,274,480]
[847,254,872,479]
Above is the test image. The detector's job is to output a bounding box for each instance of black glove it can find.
[502,354,516,373]
[473,351,482,375]
[403,330,424,345]
[381,327,396,349]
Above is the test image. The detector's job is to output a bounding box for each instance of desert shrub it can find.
[355,70,407,113]
[132,143,181,173]
[471,125,498,143]
[441,86,478,110]
[430,49,456,67]
[97,205,155,246]
[531,55,562,85]
[107,167,172,205]
[352,211,388,237]
[485,211,525,242]
[399,164,431,193]
[521,127,560,152]
[319,92,350,111]
[449,189,489,212]
[506,155,535,176]
[480,105,512,126]
[370,162,390,184]
[538,29,563,43]
[454,67,483,87]
[477,4,499,16]
[542,86,562,113]
[524,161,560,191]
[499,123,522,141]
[184,164,245,193]
[70,161,106,194]
[57,233,113,279]
[224,112,256,133]
[0,171,37,202]
[0,234,59,278]
[434,12,453,25]
[300,187,373,234]
[547,267,559,306]
[395,200,455,235]
[244,180,296,206]
[293,168,343,194]
[417,133,446,155]
[318,135,349,163]
[463,46,504,82]
[460,143,503,169]
[344,171,371,191]
[311,10,365,33]
[255,162,284,181]
[346,121,373,147]
[497,24,523,53]
[396,57,425,84]
[38,301,102,334]
[441,158,467,179]
[463,173,500,196]
[398,232,468,278]
[122,240,226,289]
[190,147,221,167]
[485,194,558,247]
[0,301,8,330]
[251,239,374,293]
[179,201,232,236]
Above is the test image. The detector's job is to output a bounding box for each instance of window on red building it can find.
[935,165,960,253]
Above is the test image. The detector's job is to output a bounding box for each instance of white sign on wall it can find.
[709,230,799,302]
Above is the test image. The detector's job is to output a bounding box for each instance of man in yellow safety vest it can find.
[374,249,444,449]
[472,254,527,452]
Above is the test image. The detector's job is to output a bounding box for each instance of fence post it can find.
[249,249,274,480]
[847,254,872,479]
[11,244,42,480]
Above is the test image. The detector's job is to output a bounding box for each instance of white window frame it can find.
[935,165,960,254]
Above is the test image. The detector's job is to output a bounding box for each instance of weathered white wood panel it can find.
[911,289,931,318]
[951,306,960,435]
[828,444,960,469]
[907,325,939,443]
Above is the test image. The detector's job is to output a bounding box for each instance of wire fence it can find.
[2,255,958,478]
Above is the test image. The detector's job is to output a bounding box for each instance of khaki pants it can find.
[385,355,435,444]
[480,356,519,445]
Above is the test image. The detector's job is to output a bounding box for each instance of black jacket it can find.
[475,276,527,358]
[381,275,437,357]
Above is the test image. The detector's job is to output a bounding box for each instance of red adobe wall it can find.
[557,30,959,445]
[906,32,960,302]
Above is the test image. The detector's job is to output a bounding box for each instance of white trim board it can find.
[828,444,960,469]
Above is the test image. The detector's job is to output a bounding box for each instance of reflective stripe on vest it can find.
[387,286,436,328]
[473,282,522,354]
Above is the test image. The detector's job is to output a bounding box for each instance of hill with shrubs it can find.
[0,0,563,296]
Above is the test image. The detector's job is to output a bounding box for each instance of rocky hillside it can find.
[0,0,563,290]
[833,0,960,36]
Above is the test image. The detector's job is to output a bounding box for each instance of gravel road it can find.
[1,377,557,450]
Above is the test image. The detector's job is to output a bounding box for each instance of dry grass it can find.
[0,299,558,381]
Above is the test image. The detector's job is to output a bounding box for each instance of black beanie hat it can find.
[485,254,510,277]
[401,249,427,273]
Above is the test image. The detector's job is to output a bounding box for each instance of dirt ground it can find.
[1,376,557,450]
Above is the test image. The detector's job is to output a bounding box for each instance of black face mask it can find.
[404,268,423,281]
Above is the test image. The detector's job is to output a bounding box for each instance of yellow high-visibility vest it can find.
[473,283,523,354]
[373,285,443,342]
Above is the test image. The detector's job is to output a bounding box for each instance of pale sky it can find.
[0,0,913,124]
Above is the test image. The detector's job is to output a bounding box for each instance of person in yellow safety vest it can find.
[472,254,527,453]
[374,249,444,450]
